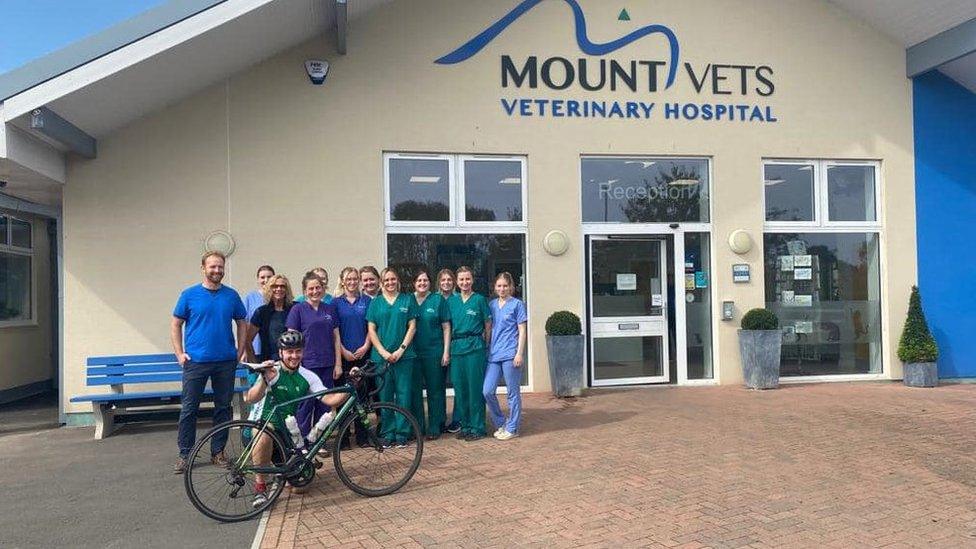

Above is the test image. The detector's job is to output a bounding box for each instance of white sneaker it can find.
[252,491,269,509]
[495,430,517,441]
[494,427,504,437]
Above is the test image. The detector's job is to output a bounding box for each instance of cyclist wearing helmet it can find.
[244,329,349,506]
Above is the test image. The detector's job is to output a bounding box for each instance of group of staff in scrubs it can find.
[366,266,527,442]
[241,263,527,444]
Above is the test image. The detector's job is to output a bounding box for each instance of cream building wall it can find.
[63,0,916,414]
[0,213,54,397]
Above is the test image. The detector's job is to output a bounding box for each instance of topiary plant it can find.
[741,308,778,330]
[545,310,582,336]
[897,286,938,363]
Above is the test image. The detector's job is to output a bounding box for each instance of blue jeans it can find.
[483,360,521,434]
[178,360,237,457]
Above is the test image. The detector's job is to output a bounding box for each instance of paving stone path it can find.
[260,382,976,548]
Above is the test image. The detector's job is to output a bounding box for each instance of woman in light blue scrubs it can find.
[483,272,527,440]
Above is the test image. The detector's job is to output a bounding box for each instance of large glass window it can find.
[763,233,881,376]
[764,163,815,222]
[0,215,33,323]
[387,234,526,297]
[581,157,710,223]
[387,233,528,385]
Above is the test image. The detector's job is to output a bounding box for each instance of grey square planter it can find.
[738,329,782,389]
[546,334,584,397]
[903,362,938,387]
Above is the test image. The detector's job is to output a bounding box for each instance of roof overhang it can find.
[0,0,389,206]
[828,0,976,92]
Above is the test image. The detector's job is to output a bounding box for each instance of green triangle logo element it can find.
[618,8,631,21]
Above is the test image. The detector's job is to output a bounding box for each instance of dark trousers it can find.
[338,358,370,445]
[296,366,334,439]
[178,360,237,458]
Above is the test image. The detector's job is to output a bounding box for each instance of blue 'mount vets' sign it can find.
[435,0,778,123]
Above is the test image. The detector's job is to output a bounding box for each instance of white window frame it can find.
[0,213,36,328]
[761,158,884,378]
[763,159,881,231]
[383,153,456,227]
[385,153,528,230]
[384,152,531,391]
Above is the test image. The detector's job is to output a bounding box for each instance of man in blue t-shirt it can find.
[171,251,247,474]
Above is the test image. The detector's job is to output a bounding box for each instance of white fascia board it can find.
[2,0,275,122]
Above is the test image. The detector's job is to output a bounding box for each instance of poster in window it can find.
[793,267,812,280]
[780,255,794,271]
[793,295,813,307]
[793,255,812,267]
[616,273,637,291]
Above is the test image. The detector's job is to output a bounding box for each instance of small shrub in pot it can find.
[738,308,781,389]
[545,311,584,397]
[898,286,939,387]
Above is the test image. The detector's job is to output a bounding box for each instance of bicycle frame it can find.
[236,382,365,475]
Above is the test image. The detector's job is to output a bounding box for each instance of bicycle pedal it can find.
[313,459,324,469]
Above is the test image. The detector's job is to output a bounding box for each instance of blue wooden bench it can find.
[70,354,250,439]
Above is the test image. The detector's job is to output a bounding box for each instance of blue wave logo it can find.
[435,0,681,89]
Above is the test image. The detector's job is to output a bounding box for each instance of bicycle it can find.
[183,361,423,522]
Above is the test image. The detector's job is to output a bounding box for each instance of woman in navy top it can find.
[334,266,373,447]
[483,272,527,440]
[286,271,341,439]
[245,274,295,362]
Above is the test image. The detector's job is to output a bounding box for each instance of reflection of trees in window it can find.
[465,206,496,221]
[465,205,522,222]
[620,165,705,223]
[387,234,524,296]
[392,200,449,221]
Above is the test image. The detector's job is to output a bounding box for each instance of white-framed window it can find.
[762,159,883,377]
[384,152,530,387]
[384,153,527,228]
[0,214,34,325]
[763,160,880,230]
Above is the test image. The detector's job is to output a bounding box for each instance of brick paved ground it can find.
[260,382,976,548]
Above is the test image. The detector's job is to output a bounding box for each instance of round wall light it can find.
[543,230,570,256]
[727,229,753,255]
[204,230,237,257]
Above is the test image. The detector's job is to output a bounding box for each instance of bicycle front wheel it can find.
[333,402,423,497]
[184,420,288,522]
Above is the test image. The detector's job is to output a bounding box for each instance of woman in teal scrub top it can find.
[446,266,491,441]
[366,267,420,445]
[412,269,451,440]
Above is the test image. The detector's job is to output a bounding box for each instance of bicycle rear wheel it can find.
[333,403,423,497]
[184,420,288,522]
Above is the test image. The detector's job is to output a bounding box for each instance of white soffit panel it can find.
[827,0,976,47]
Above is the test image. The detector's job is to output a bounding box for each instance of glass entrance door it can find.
[589,237,669,385]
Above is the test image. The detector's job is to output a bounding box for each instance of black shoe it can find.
[464,433,484,442]
[379,438,394,449]
[394,439,409,449]
[445,421,461,434]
